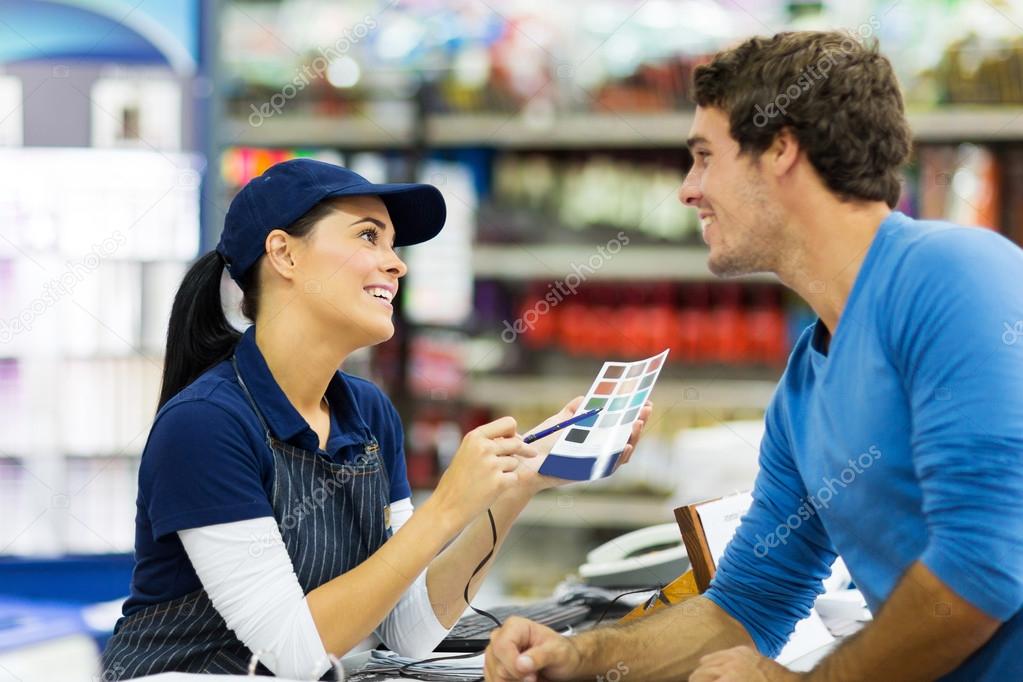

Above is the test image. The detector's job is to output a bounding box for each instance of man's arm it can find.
[485,595,753,681]
[690,561,1001,682]
[809,561,999,681]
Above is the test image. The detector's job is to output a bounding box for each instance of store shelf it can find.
[412,489,674,528]
[472,244,775,282]
[225,111,414,148]
[907,108,1023,142]
[226,107,1023,148]
[428,112,695,148]
[466,376,777,410]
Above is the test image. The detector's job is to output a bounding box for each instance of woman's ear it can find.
[264,229,297,280]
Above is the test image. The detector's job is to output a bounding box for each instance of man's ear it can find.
[264,229,297,280]
[767,127,801,178]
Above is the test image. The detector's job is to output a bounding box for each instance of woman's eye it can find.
[358,227,379,244]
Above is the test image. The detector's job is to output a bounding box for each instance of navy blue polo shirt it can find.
[122,326,411,616]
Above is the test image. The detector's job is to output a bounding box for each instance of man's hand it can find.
[484,617,582,681]
[690,646,803,682]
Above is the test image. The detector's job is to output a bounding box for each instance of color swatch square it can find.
[602,365,625,379]
[609,397,628,411]
[565,428,589,443]
[598,413,618,428]
[647,355,664,372]
[620,407,640,425]
[630,389,650,408]
[639,373,655,390]
[626,364,643,378]
[576,411,599,427]
[617,377,639,394]
[585,397,608,410]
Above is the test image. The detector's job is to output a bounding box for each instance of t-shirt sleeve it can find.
[140,399,274,540]
[704,390,838,657]
[351,378,411,504]
[887,229,1023,621]
[381,396,412,503]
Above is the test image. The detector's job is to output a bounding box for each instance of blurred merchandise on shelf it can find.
[403,159,478,325]
[408,330,467,400]
[1002,147,1023,246]
[489,153,696,242]
[916,144,1001,229]
[473,281,791,368]
[896,142,1023,243]
[222,0,1023,121]
[926,32,1023,106]
[220,146,343,187]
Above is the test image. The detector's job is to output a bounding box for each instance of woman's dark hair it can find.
[158,199,341,409]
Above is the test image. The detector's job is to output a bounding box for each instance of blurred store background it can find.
[1,0,1022,678]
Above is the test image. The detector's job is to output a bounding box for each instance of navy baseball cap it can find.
[217,158,446,282]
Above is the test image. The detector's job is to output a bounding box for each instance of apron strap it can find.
[231,354,273,445]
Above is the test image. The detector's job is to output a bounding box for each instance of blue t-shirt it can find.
[705,212,1023,679]
[122,326,411,616]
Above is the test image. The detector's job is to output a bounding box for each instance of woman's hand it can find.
[431,416,532,529]
[516,397,654,494]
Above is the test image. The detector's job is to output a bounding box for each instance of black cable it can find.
[374,507,499,680]
[462,508,502,627]
[591,585,667,627]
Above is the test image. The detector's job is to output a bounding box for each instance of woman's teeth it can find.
[365,287,393,303]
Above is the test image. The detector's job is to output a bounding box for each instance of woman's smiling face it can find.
[287,195,408,348]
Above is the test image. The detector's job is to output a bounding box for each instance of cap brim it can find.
[324,182,446,247]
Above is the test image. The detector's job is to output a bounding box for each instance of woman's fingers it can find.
[477,416,519,439]
[493,436,529,456]
[562,395,585,414]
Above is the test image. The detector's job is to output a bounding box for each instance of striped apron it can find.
[101,356,391,679]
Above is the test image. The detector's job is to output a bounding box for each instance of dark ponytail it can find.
[158,199,340,409]
[158,251,241,409]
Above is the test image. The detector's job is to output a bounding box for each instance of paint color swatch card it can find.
[539,349,669,481]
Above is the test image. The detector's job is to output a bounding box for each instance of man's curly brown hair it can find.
[693,31,912,208]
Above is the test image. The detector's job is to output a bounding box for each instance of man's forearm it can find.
[808,561,1000,682]
[571,596,755,681]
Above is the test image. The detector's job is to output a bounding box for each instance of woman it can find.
[101,159,651,679]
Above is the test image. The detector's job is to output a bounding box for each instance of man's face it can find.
[679,106,786,277]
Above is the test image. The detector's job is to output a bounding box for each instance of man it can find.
[485,31,1023,682]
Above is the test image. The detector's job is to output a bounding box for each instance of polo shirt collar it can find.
[234,326,371,455]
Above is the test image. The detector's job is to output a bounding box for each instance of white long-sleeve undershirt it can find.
[177,497,450,679]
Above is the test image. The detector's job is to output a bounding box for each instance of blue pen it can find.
[524,407,603,444]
